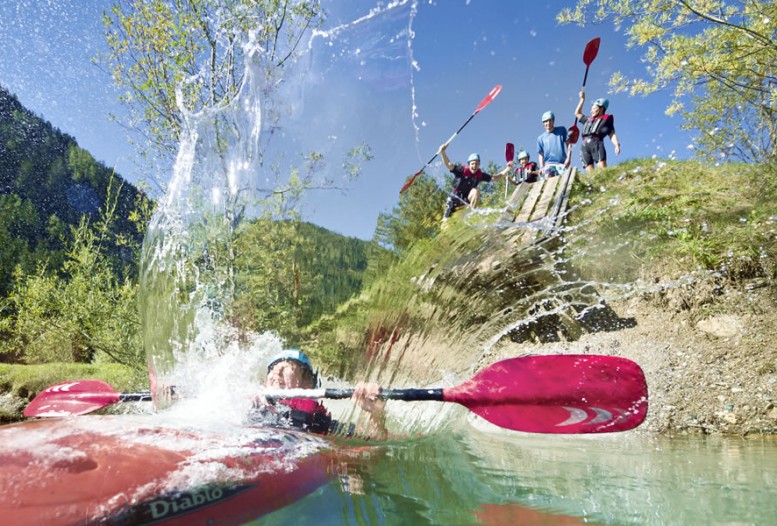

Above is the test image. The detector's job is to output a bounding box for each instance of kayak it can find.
[0,414,334,525]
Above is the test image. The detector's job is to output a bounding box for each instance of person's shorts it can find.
[581,137,607,166]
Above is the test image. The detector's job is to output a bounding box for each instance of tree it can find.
[102,0,324,159]
[558,0,777,163]
[0,184,145,371]
[372,172,446,256]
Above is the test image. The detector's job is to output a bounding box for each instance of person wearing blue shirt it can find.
[536,111,571,178]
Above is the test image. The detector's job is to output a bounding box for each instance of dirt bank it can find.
[495,276,777,435]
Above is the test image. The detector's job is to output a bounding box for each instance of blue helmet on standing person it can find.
[267,349,320,387]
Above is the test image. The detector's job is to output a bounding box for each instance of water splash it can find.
[139,34,271,409]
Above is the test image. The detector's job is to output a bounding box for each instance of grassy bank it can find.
[566,159,777,284]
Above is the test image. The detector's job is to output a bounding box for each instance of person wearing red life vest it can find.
[260,349,388,440]
[439,143,513,219]
[511,150,539,184]
[574,88,621,171]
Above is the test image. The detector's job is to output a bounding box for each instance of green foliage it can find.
[0,87,148,291]
[374,172,446,254]
[558,0,777,163]
[566,158,777,283]
[101,0,325,157]
[0,184,146,371]
[233,219,370,343]
[0,363,146,401]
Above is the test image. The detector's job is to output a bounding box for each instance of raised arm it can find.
[575,88,585,120]
[439,143,454,171]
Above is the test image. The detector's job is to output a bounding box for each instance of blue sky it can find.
[0,1,694,240]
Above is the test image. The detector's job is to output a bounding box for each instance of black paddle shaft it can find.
[119,392,154,402]
[324,388,444,402]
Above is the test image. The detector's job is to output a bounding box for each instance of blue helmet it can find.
[517,150,529,160]
[467,153,480,163]
[594,97,609,110]
[267,349,313,374]
[541,111,555,122]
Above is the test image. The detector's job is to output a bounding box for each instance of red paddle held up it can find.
[568,37,601,145]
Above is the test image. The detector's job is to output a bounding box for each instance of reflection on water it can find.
[258,427,777,526]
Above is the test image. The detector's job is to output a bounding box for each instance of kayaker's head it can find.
[541,111,555,132]
[266,349,318,389]
[592,97,609,116]
[467,153,480,171]
[517,150,530,165]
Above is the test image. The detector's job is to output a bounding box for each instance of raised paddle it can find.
[400,85,502,194]
[24,354,648,434]
[504,142,514,199]
[568,37,601,145]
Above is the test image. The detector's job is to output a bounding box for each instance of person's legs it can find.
[468,188,481,208]
[443,196,457,219]
[581,140,595,172]
[593,141,607,169]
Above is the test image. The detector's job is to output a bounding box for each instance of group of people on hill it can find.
[441,88,621,220]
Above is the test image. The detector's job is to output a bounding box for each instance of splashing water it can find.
[139,33,272,410]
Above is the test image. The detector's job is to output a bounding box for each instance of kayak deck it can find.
[0,414,334,525]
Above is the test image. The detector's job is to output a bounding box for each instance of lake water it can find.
[259,424,777,526]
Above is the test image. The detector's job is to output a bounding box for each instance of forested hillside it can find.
[0,86,146,293]
[1,86,373,371]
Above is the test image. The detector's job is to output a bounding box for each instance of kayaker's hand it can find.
[352,382,386,414]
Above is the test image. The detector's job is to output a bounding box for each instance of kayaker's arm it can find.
[491,161,514,182]
[352,382,389,441]
[439,143,454,171]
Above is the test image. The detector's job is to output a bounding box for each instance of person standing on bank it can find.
[510,150,539,184]
[439,143,514,219]
[536,110,571,178]
[574,89,621,171]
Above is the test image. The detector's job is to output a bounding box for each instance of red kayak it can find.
[0,415,334,525]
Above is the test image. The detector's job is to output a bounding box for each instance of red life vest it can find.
[582,114,612,138]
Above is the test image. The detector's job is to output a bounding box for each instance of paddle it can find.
[504,142,514,199]
[399,85,502,194]
[568,37,600,145]
[25,355,647,434]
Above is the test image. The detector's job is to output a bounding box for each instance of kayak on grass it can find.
[0,414,335,525]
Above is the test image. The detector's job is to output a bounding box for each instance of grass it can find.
[564,159,777,284]
[0,362,145,401]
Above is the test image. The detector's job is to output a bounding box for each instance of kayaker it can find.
[574,88,621,171]
[510,150,538,184]
[536,110,571,178]
[257,349,388,440]
[439,143,514,219]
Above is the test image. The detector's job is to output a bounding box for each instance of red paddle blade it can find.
[443,355,647,434]
[505,143,514,163]
[399,169,423,194]
[568,124,579,144]
[24,380,120,418]
[475,85,502,113]
[583,37,601,66]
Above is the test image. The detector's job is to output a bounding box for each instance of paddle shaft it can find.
[108,388,444,402]
[400,85,502,193]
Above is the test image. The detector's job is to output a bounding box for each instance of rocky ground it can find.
[496,276,777,436]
